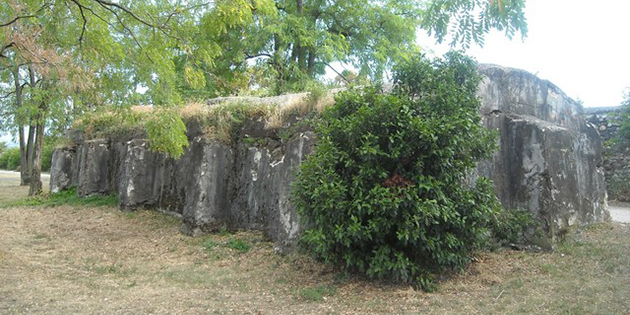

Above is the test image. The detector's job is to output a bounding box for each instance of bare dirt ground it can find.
[1,172,629,314]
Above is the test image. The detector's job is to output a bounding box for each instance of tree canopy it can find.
[0,0,528,193]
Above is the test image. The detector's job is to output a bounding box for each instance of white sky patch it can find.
[418,0,630,108]
[0,134,17,147]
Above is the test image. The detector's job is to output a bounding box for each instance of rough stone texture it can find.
[477,65,609,247]
[51,64,609,247]
[229,132,315,247]
[49,146,79,193]
[77,139,112,196]
[118,139,162,209]
[179,138,233,234]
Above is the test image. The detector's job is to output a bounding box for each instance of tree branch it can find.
[0,15,36,28]
[0,2,51,27]
[0,90,16,100]
[0,42,15,58]
[70,0,89,45]
[91,0,155,28]
[245,53,273,60]
[325,63,351,84]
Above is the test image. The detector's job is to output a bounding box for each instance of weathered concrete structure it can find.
[476,65,609,246]
[50,64,609,248]
[51,127,315,248]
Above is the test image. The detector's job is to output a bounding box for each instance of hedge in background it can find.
[293,52,500,289]
[0,147,21,170]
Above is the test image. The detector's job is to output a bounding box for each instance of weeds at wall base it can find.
[0,187,118,209]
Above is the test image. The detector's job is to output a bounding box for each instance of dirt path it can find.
[609,202,630,224]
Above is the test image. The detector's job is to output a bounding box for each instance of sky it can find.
[419,0,630,108]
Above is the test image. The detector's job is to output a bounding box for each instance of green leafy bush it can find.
[42,139,57,173]
[227,238,252,253]
[0,147,21,170]
[293,52,501,288]
[616,92,630,148]
[490,208,536,245]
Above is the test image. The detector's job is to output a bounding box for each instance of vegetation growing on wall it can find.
[73,92,333,155]
[292,52,505,289]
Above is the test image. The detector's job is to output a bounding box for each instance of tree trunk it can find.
[26,124,35,175]
[294,0,306,73]
[18,124,29,185]
[26,66,37,180]
[11,66,31,185]
[29,113,45,196]
[307,49,316,77]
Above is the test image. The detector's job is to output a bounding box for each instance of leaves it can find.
[293,52,502,287]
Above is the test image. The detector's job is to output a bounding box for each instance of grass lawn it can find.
[0,193,628,314]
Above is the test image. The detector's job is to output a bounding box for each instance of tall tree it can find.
[1,0,529,195]
[178,0,528,95]
[0,0,201,194]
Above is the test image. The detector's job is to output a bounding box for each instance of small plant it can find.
[227,238,252,253]
[490,208,537,245]
[202,239,219,252]
[299,284,337,302]
[305,82,327,109]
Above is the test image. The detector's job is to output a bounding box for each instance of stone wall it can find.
[475,65,609,246]
[50,64,609,249]
[51,130,315,249]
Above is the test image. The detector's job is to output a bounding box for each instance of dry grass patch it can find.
[0,200,628,314]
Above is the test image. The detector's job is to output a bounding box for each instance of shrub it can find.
[293,52,501,288]
[0,147,21,170]
[616,92,630,149]
[490,208,536,245]
[42,139,57,173]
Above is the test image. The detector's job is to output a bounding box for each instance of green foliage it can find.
[293,52,501,287]
[0,147,21,170]
[490,208,536,245]
[1,187,118,209]
[615,92,630,149]
[299,285,337,302]
[227,238,252,254]
[202,239,219,252]
[146,108,189,158]
[76,108,149,140]
[607,173,630,202]
[180,0,527,96]
[0,141,6,155]
[422,0,528,49]
[41,137,58,173]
